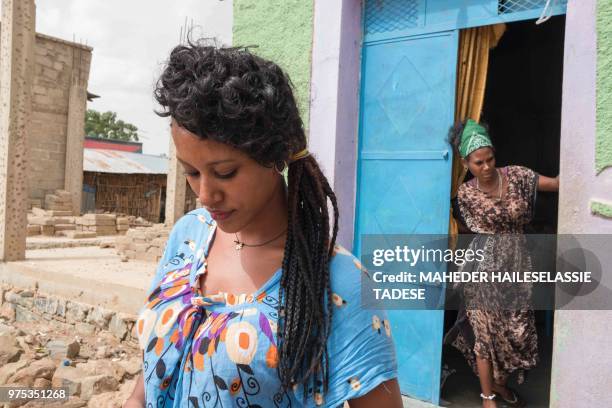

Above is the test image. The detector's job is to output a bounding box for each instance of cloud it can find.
[35,0,233,155]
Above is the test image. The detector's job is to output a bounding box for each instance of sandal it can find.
[494,387,526,407]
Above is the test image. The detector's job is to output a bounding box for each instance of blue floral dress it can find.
[137,209,397,407]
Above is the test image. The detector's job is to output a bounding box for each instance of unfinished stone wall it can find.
[27,34,92,201]
[115,224,170,262]
[0,284,137,343]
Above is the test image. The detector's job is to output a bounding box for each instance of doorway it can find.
[442,16,564,407]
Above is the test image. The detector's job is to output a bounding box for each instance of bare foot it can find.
[482,399,498,408]
[492,383,514,401]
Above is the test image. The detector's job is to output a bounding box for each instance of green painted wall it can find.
[233,0,314,130]
[591,200,612,219]
[596,0,612,173]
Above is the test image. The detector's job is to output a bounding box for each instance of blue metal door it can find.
[355,0,568,403]
[354,31,458,404]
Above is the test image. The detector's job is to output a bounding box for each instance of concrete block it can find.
[54,224,76,231]
[46,210,72,217]
[89,226,117,236]
[31,207,47,216]
[83,213,116,221]
[41,225,55,236]
[27,225,41,236]
[27,216,55,226]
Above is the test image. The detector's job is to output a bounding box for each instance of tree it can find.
[85,109,140,142]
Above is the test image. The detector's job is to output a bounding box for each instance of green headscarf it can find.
[458,119,493,158]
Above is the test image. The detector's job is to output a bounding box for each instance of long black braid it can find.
[154,40,339,398]
[279,155,339,394]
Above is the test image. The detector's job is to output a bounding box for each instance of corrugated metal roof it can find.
[83,148,168,174]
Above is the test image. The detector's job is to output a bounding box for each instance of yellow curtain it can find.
[449,24,506,240]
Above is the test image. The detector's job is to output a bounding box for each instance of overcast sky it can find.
[35,0,232,156]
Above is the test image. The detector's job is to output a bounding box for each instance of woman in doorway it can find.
[446,120,559,408]
[123,42,401,408]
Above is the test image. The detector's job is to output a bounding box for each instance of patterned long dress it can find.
[449,165,539,385]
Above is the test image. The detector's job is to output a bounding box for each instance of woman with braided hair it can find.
[124,41,400,408]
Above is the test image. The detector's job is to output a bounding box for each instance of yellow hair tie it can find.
[289,148,310,163]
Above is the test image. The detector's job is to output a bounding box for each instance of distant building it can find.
[82,148,197,222]
[84,136,143,153]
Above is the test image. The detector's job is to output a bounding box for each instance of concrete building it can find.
[27,33,92,211]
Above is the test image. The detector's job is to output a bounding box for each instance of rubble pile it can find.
[27,208,78,238]
[114,224,170,263]
[0,320,141,408]
[0,284,142,408]
[28,208,154,239]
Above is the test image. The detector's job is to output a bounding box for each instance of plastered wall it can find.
[233,0,313,128]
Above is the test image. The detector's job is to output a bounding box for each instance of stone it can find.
[95,346,111,359]
[65,302,91,324]
[0,360,28,384]
[29,199,43,208]
[89,226,117,235]
[20,290,34,298]
[45,340,68,360]
[15,305,39,323]
[56,299,67,318]
[0,324,15,336]
[77,359,125,382]
[51,365,86,396]
[41,225,55,236]
[31,207,47,216]
[27,225,41,236]
[0,332,22,365]
[86,307,113,329]
[9,358,56,386]
[33,377,51,388]
[55,224,76,231]
[75,322,96,336]
[108,314,129,341]
[86,392,124,408]
[46,340,80,360]
[80,375,119,400]
[37,296,58,315]
[27,216,55,226]
[6,292,33,308]
[117,357,141,377]
[1,303,16,321]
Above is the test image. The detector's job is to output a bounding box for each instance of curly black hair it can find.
[155,41,338,398]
